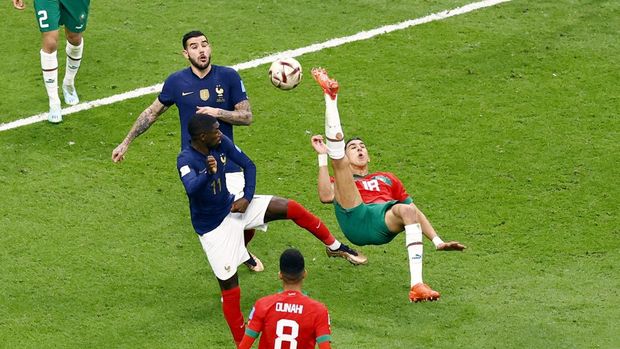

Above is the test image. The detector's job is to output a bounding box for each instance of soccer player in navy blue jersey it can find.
[178,114,363,347]
[111,30,265,268]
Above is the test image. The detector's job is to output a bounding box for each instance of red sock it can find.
[221,287,245,343]
[286,200,336,245]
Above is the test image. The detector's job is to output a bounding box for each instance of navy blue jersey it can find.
[160,65,248,172]
[177,135,256,235]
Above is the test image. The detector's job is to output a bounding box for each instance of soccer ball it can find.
[268,58,302,90]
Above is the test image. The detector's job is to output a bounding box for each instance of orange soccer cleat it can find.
[311,67,339,100]
[409,283,440,302]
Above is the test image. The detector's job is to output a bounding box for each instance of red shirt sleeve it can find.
[314,304,332,344]
[245,303,265,340]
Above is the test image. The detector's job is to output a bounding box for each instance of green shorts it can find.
[334,200,400,246]
[34,0,90,33]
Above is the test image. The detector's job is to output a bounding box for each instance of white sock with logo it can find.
[405,223,424,286]
[40,49,60,107]
[63,39,83,87]
[324,94,345,159]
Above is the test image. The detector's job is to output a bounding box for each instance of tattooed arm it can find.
[195,99,253,125]
[111,98,169,162]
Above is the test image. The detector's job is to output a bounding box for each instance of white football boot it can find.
[62,82,79,106]
[48,103,62,123]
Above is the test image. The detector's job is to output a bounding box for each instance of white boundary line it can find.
[0,0,512,132]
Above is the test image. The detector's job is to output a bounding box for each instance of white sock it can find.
[63,39,83,87]
[40,50,60,107]
[327,240,341,250]
[405,223,424,286]
[324,94,345,159]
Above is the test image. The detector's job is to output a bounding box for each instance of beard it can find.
[189,54,211,71]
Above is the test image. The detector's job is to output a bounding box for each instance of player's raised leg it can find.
[264,196,367,265]
[311,68,363,209]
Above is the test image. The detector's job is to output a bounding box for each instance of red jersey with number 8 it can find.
[245,290,331,349]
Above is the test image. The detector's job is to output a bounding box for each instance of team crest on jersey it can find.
[199,89,210,101]
[220,154,227,165]
[215,85,225,102]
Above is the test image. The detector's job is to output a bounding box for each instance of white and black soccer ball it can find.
[268,57,302,90]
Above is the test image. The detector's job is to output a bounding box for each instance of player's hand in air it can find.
[196,106,220,117]
[231,198,249,213]
[112,143,129,163]
[12,0,26,10]
[311,135,328,154]
[206,155,217,174]
[437,241,467,251]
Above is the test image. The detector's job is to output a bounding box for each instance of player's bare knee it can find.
[398,203,419,222]
[265,196,289,221]
[65,32,82,46]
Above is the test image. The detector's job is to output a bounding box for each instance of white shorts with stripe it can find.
[198,195,273,280]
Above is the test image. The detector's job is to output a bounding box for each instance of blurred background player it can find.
[13,0,89,123]
[309,67,466,302]
[178,114,362,347]
[111,30,264,270]
[239,248,332,349]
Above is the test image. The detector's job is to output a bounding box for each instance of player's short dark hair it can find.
[280,248,305,283]
[182,30,208,49]
[188,114,217,139]
[345,137,364,149]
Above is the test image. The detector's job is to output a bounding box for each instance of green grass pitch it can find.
[1,1,618,348]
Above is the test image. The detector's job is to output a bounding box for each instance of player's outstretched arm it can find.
[111,98,168,162]
[195,99,253,125]
[311,135,335,203]
[436,241,466,251]
[12,0,26,10]
[412,204,466,251]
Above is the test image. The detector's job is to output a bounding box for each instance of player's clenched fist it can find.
[206,155,217,174]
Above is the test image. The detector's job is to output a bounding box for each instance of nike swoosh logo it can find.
[182,91,194,96]
[75,24,84,30]
[316,222,321,229]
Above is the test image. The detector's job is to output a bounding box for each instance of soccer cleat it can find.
[326,243,368,265]
[409,283,440,302]
[48,104,62,123]
[311,67,339,100]
[244,253,264,272]
[62,83,80,105]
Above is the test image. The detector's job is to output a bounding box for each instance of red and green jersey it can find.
[332,171,412,204]
[245,290,331,349]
